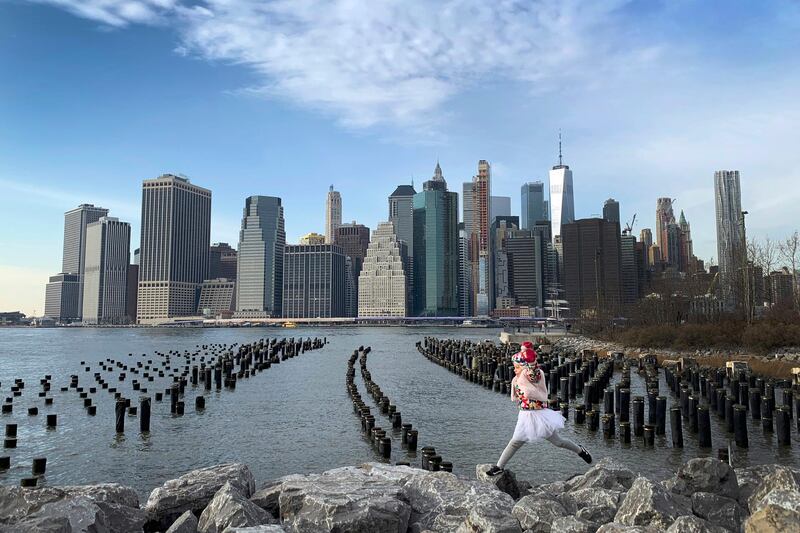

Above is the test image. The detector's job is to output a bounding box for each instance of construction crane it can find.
[623,213,637,235]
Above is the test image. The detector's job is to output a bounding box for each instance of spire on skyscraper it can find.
[433,161,444,181]
[558,129,563,167]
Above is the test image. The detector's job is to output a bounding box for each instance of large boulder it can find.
[736,465,800,508]
[146,464,256,530]
[550,515,597,533]
[560,487,623,515]
[565,458,636,493]
[477,464,521,500]
[166,510,199,533]
[198,483,274,533]
[667,459,739,500]
[664,515,727,533]
[0,485,147,533]
[690,492,745,531]
[744,504,800,533]
[615,476,692,530]
[512,496,567,532]
[746,466,800,515]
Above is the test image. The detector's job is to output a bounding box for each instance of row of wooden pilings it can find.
[1,336,327,487]
[345,346,451,472]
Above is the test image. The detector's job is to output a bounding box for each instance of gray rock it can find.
[477,464,521,500]
[0,485,147,533]
[594,524,652,533]
[743,504,800,533]
[690,492,744,531]
[560,488,622,514]
[665,516,728,533]
[250,478,293,518]
[751,488,800,515]
[226,527,287,533]
[146,463,256,530]
[512,496,567,532]
[550,516,597,533]
[669,459,739,500]
[197,483,274,533]
[615,476,692,530]
[736,464,800,508]
[166,510,199,533]
[747,466,800,514]
[565,458,636,492]
[527,481,567,500]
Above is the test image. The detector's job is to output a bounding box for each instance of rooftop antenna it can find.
[329,184,334,192]
[558,129,563,166]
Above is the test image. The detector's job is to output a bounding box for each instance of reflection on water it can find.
[0,327,797,497]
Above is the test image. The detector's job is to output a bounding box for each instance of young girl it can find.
[487,342,592,476]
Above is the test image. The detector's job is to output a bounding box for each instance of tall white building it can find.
[82,217,131,324]
[548,137,574,243]
[325,185,342,244]
[60,203,109,319]
[714,170,743,304]
[137,175,211,324]
[358,221,408,317]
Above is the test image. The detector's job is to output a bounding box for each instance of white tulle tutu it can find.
[511,409,566,442]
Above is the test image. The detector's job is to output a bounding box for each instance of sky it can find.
[1,0,799,316]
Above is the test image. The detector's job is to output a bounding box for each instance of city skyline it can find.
[3,1,800,315]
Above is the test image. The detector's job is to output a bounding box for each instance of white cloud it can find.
[30,0,648,129]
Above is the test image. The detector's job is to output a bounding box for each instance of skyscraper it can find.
[506,228,545,309]
[358,221,408,317]
[561,218,623,316]
[521,181,548,230]
[209,243,238,280]
[283,244,346,318]
[413,163,459,316]
[714,170,744,304]
[389,183,416,311]
[61,203,109,319]
[235,196,285,318]
[678,210,694,272]
[603,198,620,224]
[640,228,653,248]
[490,196,511,219]
[468,160,492,316]
[489,216,519,310]
[137,175,211,324]
[620,233,638,307]
[549,137,575,243]
[44,273,80,322]
[335,222,370,317]
[325,186,342,244]
[457,222,472,317]
[655,197,676,264]
[82,217,131,324]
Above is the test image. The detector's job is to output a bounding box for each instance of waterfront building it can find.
[44,273,81,322]
[209,242,238,280]
[490,196,511,219]
[358,221,408,317]
[561,218,623,316]
[137,174,211,324]
[466,160,492,316]
[198,278,236,317]
[282,244,346,318]
[603,198,620,224]
[655,197,676,265]
[620,233,638,308]
[325,186,342,244]
[126,264,138,323]
[335,222,370,317]
[714,171,744,301]
[82,217,131,324]
[388,183,416,311]
[549,138,575,243]
[61,203,109,319]
[299,233,326,245]
[489,216,519,310]
[521,181,548,230]
[413,163,459,316]
[457,222,472,317]
[235,196,285,318]
[506,228,545,309]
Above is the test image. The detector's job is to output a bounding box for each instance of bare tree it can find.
[779,231,800,309]
[749,235,779,274]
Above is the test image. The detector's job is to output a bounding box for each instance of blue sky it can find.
[2,0,799,315]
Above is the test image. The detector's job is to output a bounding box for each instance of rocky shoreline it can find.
[1,457,798,532]
[553,335,800,364]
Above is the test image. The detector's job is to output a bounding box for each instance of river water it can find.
[0,327,797,497]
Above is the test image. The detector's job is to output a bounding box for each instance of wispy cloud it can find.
[29,0,652,129]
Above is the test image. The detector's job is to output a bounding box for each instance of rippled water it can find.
[0,327,798,497]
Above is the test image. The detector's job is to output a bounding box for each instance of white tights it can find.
[496,432,582,468]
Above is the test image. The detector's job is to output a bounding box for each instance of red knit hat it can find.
[513,348,537,364]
